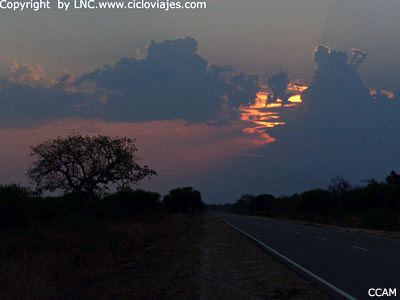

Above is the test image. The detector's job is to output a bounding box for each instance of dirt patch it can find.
[200,215,330,300]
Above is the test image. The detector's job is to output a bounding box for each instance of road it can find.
[216,213,400,300]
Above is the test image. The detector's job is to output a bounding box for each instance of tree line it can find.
[0,184,205,230]
[0,133,205,230]
[213,174,400,230]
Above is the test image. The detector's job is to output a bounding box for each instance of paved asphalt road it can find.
[216,213,400,300]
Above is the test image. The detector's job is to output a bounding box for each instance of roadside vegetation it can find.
[214,173,400,231]
[0,133,205,300]
[0,182,205,300]
[2,132,399,299]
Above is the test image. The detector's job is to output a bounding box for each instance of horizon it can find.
[1,0,400,203]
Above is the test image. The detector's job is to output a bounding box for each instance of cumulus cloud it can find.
[266,71,289,102]
[76,36,259,123]
[249,45,400,196]
[0,63,116,128]
[227,72,259,108]
[302,45,372,112]
[349,48,367,70]
[0,69,87,128]
[3,42,400,202]
[0,37,262,128]
[8,61,55,88]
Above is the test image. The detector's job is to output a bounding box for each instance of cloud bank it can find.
[236,44,400,198]
[2,41,400,202]
[0,37,261,128]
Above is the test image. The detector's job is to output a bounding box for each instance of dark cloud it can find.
[266,71,289,102]
[0,37,260,128]
[296,45,400,136]
[2,42,400,203]
[0,63,87,128]
[227,72,259,108]
[76,37,259,123]
[349,48,367,70]
[297,45,376,135]
[303,45,372,109]
[239,45,400,197]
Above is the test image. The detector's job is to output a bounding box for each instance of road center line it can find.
[316,237,327,241]
[349,245,368,251]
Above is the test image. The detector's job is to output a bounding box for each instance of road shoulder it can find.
[200,215,330,300]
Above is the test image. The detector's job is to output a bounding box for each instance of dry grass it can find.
[0,214,202,300]
[1,214,330,300]
[200,215,329,300]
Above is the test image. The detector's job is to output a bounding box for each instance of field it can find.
[0,214,201,300]
[0,213,328,300]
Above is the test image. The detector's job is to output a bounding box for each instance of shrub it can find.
[247,194,275,212]
[362,209,400,230]
[104,189,163,217]
[163,187,205,213]
[299,189,337,212]
[33,197,65,224]
[0,184,33,229]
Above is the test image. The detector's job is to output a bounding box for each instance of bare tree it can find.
[27,133,156,198]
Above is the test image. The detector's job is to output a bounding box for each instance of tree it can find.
[163,187,204,213]
[235,194,254,210]
[27,133,156,198]
[300,189,336,212]
[248,194,275,212]
[361,178,379,187]
[328,176,351,195]
[386,170,400,185]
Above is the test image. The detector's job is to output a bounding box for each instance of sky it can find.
[1,0,400,203]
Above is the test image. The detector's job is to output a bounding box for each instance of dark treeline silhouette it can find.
[164,187,205,213]
[213,172,400,230]
[0,184,205,231]
[0,183,204,300]
[0,133,205,231]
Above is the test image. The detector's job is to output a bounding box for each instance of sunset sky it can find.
[1,0,400,202]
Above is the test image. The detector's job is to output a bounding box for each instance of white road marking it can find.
[316,237,327,241]
[294,231,301,235]
[246,214,400,243]
[349,245,368,251]
[217,216,358,300]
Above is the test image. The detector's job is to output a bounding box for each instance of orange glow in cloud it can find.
[266,103,283,108]
[256,92,269,101]
[0,79,307,186]
[288,94,302,103]
[288,83,308,93]
[238,82,306,143]
[370,89,395,99]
